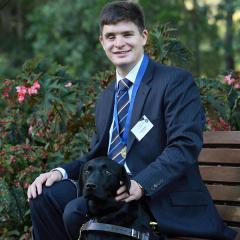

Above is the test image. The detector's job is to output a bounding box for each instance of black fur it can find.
[78,157,154,240]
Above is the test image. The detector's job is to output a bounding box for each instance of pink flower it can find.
[64,82,72,88]
[28,86,38,95]
[3,80,11,86]
[33,80,40,90]
[16,85,27,94]
[16,85,27,103]
[28,81,40,95]
[2,88,10,97]
[15,180,20,188]
[0,166,4,175]
[234,83,240,89]
[17,93,26,103]
[224,75,235,85]
[10,155,16,163]
[10,146,15,151]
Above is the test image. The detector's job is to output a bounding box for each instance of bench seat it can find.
[167,131,240,240]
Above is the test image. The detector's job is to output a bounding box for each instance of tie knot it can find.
[118,78,132,91]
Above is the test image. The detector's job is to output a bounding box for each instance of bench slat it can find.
[203,131,240,145]
[198,149,240,164]
[216,205,240,223]
[200,166,240,183]
[206,184,240,202]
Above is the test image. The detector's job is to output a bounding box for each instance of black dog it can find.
[78,156,157,240]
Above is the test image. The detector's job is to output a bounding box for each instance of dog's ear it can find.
[78,163,85,195]
[120,166,131,193]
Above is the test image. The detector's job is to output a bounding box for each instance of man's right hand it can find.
[27,170,62,200]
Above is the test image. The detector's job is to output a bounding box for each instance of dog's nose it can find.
[86,183,97,190]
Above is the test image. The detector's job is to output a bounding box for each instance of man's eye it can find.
[107,35,115,40]
[124,33,133,37]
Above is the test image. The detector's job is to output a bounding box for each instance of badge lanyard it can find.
[112,54,149,145]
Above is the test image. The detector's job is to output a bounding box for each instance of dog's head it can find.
[79,157,131,201]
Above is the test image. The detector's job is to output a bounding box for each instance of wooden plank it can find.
[198,148,240,164]
[203,131,240,145]
[200,166,240,183]
[216,205,240,223]
[206,184,240,202]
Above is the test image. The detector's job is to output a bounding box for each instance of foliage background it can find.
[0,0,240,239]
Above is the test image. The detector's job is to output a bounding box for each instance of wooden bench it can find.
[169,131,240,240]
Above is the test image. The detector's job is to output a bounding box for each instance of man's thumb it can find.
[45,175,55,186]
[45,173,59,186]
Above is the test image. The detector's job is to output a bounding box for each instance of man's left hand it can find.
[115,180,144,202]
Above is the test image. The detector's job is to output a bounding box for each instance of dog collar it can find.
[79,221,150,240]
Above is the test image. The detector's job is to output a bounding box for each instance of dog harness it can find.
[78,220,150,240]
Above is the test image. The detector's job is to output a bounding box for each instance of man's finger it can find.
[27,185,33,199]
[116,185,127,195]
[29,184,37,199]
[45,175,55,186]
[115,192,129,201]
[124,194,136,203]
[45,171,62,186]
[36,181,43,195]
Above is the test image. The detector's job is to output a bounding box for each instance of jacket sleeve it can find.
[133,70,205,196]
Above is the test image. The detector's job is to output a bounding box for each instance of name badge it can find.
[131,115,153,141]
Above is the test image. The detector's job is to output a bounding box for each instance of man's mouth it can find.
[114,50,131,55]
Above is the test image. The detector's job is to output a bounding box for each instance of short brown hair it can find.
[99,1,146,33]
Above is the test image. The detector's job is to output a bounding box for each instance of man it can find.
[28,1,237,240]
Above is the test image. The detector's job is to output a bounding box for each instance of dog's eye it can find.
[104,169,112,175]
[84,170,90,175]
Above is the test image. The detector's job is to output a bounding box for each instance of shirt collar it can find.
[116,54,144,85]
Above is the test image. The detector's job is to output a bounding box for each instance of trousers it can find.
[29,179,89,240]
[29,179,168,240]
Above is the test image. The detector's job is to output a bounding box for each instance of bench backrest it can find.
[198,131,240,238]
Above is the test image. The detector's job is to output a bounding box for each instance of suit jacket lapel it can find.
[127,59,155,152]
[99,82,115,143]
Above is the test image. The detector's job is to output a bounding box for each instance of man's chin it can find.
[113,58,134,68]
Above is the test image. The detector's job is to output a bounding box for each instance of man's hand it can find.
[115,180,144,203]
[27,171,62,200]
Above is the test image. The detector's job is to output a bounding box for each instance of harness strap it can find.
[79,221,150,240]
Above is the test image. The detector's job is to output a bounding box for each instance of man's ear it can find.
[142,29,148,46]
[99,35,105,50]
[121,166,131,193]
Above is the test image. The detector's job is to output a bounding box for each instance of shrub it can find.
[196,71,240,131]
[0,58,100,239]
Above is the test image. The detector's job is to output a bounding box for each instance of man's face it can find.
[99,20,148,76]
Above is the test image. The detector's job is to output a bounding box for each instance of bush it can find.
[196,71,240,131]
[0,58,102,239]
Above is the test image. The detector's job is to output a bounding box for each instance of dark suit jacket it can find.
[62,59,236,239]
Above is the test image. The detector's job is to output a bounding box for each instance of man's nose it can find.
[114,36,125,48]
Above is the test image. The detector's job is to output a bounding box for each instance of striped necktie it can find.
[108,78,132,164]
